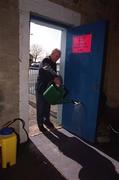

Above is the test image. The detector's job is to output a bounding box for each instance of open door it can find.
[62,21,107,142]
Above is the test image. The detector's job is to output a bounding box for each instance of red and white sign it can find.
[72,34,92,53]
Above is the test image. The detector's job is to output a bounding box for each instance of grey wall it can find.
[0,0,19,130]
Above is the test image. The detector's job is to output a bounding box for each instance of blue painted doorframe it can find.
[62,21,107,142]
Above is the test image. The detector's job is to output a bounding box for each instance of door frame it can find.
[30,15,67,124]
[19,0,81,142]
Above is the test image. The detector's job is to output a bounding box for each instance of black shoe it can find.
[44,121,55,129]
[38,124,47,132]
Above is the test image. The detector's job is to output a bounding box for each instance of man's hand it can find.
[54,77,61,87]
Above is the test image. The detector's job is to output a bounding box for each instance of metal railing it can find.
[29,67,39,95]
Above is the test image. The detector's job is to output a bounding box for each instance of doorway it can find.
[28,17,66,136]
[19,0,119,162]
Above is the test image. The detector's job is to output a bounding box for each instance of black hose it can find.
[109,124,119,134]
[0,118,29,142]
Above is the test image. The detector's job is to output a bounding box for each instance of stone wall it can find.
[0,0,19,129]
[49,0,119,107]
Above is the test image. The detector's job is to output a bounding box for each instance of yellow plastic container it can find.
[0,133,17,168]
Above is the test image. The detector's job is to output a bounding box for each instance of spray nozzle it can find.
[72,100,81,105]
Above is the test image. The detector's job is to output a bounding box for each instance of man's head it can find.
[50,49,61,62]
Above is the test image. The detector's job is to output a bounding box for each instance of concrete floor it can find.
[28,94,119,180]
[1,128,119,180]
[28,94,119,161]
[30,128,119,180]
[0,140,66,180]
[0,95,119,180]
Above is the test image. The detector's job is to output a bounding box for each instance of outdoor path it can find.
[29,94,60,136]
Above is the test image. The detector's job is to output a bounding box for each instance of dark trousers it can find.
[36,89,50,126]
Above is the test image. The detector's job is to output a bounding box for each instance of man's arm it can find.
[42,58,62,85]
[42,63,57,77]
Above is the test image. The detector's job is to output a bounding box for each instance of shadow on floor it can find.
[95,141,119,162]
[41,128,119,180]
[0,140,66,180]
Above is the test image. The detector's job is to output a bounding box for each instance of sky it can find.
[30,22,62,59]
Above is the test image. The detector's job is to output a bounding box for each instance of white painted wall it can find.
[19,0,81,142]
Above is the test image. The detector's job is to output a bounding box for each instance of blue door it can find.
[62,21,107,142]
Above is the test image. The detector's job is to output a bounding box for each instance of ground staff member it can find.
[36,49,62,132]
